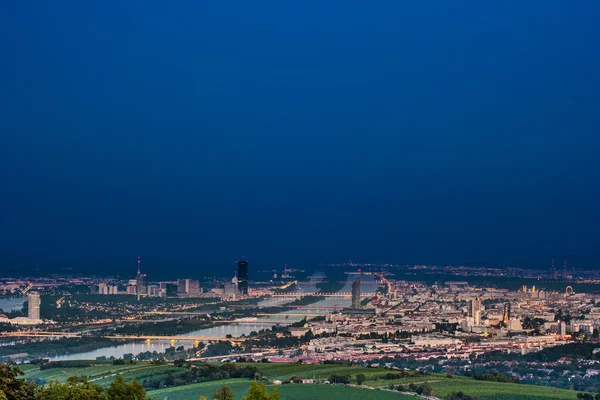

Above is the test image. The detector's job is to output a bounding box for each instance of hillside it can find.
[20,361,579,400]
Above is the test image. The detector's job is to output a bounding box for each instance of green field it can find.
[150,379,253,400]
[22,362,178,387]
[21,361,580,399]
[151,380,415,400]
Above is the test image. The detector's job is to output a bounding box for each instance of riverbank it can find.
[0,336,116,361]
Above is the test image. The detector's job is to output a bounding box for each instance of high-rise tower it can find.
[136,256,148,300]
[237,259,249,295]
[503,303,511,325]
[351,270,361,308]
[562,259,567,280]
[470,296,481,325]
[550,258,556,279]
[28,291,40,320]
[470,297,481,315]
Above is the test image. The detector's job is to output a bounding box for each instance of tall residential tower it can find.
[136,256,148,300]
[351,271,361,308]
[469,296,481,325]
[28,291,40,320]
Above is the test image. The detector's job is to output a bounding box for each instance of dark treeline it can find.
[448,392,482,400]
[470,370,519,384]
[110,317,213,336]
[379,371,422,380]
[39,360,91,370]
[0,337,114,361]
[476,343,599,363]
[138,361,261,390]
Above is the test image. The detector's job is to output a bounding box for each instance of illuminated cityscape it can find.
[2,259,600,397]
[2,1,599,398]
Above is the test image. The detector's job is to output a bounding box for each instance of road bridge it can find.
[144,311,210,316]
[232,320,290,325]
[1,332,247,347]
[292,280,380,284]
[235,320,292,324]
[287,305,345,309]
[254,313,322,317]
[1,332,79,338]
[103,335,246,343]
[271,292,375,298]
[190,350,279,361]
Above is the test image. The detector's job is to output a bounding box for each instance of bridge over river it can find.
[1,331,248,346]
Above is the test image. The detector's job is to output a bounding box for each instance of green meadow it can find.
[20,361,579,399]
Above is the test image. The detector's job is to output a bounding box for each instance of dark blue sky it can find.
[1,1,599,275]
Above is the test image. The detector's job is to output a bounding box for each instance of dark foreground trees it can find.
[0,364,151,400]
[0,364,37,400]
[0,365,279,400]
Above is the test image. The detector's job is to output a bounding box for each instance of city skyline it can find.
[2,2,600,399]
[0,254,590,278]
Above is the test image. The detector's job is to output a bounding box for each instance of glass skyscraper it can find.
[237,260,249,295]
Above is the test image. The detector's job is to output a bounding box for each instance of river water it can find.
[49,273,378,361]
[0,298,25,312]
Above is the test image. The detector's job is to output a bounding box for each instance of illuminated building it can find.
[176,279,200,296]
[28,291,40,320]
[159,282,178,297]
[231,273,239,293]
[470,296,481,325]
[136,256,148,300]
[351,273,361,309]
[503,303,511,325]
[560,321,567,336]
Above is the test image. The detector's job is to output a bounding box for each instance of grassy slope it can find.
[151,381,416,400]
[249,363,576,400]
[150,379,251,400]
[23,363,177,386]
[22,361,578,400]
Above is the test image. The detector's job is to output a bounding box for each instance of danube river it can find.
[49,273,378,361]
[0,298,25,312]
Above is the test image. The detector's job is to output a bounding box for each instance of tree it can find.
[1,366,151,400]
[242,381,268,400]
[173,359,186,367]
[0,364,38,400]
[577,394,594,400]
[105,376,149,400]
[328,374,350,384]
[36,377,106,400]
[269,388,280,400]
[241,382,280,400]
[213,385,235,400]
[356,374,367,385]
[420,383,434,396]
